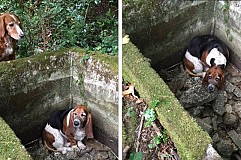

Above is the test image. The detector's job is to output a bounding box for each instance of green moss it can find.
[88,52,118,75]
[0,117,31,160]
[123,42,212,160]
[0,47,117,82]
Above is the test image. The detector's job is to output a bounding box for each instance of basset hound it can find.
[183,35,229,91]
[0,12,24,62]
[42,105,94,154]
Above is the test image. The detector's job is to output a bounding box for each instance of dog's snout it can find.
[20,32,24,38]
[74,119,81,127]
[208,84,215,91]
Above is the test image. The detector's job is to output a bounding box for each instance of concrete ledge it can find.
[123,42,211,159]
[0,117,31,160]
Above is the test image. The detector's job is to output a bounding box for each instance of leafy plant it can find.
[0,0,118,57]
[130,152,144,160]
[148,134,161,149]
[144,100,160,126]
[126,107,137,117]
[160,129,168,143]
[148,129,168,149]
[81,54,90,64]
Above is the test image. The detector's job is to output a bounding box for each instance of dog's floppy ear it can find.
[217,73,225,91]
[85,112,94,139]
[0,16,5,38]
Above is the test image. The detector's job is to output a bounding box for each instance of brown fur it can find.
[0,12,24,61]
[203,66,225,90]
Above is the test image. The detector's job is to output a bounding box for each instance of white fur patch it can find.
[74,128,86,141]
[66,109,74,127]
[45,124,64,149]
[206,48,227,66]
[10,15,16,21]
[185,50,204,73]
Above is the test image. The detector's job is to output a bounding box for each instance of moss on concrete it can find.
[123,42,212,160]
[0,117,31,160]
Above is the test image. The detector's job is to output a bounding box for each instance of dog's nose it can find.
[208,84,215,91]
[74,119,80,127]
[20,33,24,38]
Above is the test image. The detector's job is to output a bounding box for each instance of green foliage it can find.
[148,134,161,149]
[81,54,90,64]
[144,99,159,126]
[161,129,168,143]
[129,152,144,160]
[148,129,168,149]
[0,0,117,57]
[126,106,137,117]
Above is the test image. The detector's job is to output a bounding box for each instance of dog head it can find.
[71,104,94,138]
[0,13,24,40]
[203,65,225,91]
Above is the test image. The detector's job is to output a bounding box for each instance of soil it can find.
[26,138,117,160]
[122,81,180,160]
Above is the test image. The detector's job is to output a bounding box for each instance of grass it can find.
[0,117,31,160]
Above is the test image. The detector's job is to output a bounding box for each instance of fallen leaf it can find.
[122,35,130,44]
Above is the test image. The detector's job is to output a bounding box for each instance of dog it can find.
[183,35,229,91]
[0,12,24,62]
[42,105,94,154]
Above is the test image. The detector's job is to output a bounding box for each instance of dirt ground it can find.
[26,138,117,160]
[122,81,180,160]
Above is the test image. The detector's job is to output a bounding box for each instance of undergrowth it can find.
[0,0,118,57]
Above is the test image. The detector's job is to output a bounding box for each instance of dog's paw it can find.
[72,145,80,152]
[77,141,86,150]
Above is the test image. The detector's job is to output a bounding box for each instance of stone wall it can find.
[0,48,118,157]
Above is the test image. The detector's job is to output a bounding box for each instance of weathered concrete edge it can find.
[0,117,31,160]
[123,42,212,159]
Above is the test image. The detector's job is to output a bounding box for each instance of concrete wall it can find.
[214,1,241,70]
[71,53,118,153]
[0,51,72,144]
[0,48,118,157]
[123,1,215,71]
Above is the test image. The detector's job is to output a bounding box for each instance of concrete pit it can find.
[123,1,241,159]
[0,48,118,159]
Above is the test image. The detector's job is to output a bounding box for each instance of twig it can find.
[152,122,161,136]
[136,106,147,152]
[123,145,131,159]
[84,3,90,23]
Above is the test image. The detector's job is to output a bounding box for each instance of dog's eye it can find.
[81,113,86,117]
[215,77,220,81]
[9,23,14,27]
[208,75,212,79]
[73,112,77,116]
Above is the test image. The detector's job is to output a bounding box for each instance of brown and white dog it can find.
[42,105,93,154]
[0,12,24,61]
[183,35,229,91]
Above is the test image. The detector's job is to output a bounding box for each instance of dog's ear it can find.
[0,16,5,38]
[217,73,225,91]
[85,112,93,139]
